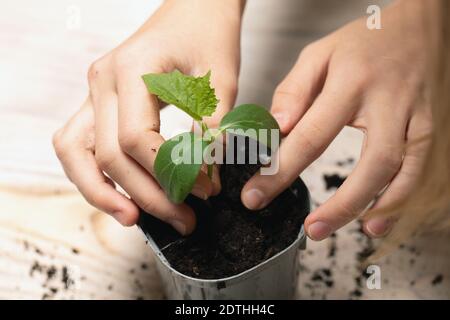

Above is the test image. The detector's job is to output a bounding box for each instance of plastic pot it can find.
[138,178,310,300]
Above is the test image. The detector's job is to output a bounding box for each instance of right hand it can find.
[241,0,430,240]
[53,0,244,235]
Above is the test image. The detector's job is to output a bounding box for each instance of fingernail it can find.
[243,189,266,210]
[308,221,332,241]
[191,185,209,200]
[365,217,392,238]
[272,113,287,129]
[170,219,187,235]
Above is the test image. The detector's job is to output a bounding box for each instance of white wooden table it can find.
[1,0,448,299]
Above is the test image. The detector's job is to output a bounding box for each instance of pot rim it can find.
[140,224,306,287]
[138,178,310,287]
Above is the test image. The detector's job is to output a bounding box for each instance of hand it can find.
[53,0,244,234]
[242,0,432,240]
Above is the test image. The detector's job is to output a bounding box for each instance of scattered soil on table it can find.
[139,137,309,279]
[323,173,347,190]
[432,274,443,286]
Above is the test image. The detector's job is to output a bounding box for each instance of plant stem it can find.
[197,120,215,180]
[201,121,208,134]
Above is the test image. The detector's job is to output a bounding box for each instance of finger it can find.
[115,65,213,200]
[211,165,221,195]
[242,81,357,211]
[305,106,407,241]
[194,168,214,200]
[115,64,163,173]
[53,100,139,225]
[271,43,333,135]
[92,87,196,235]
[363,108,431,238]
[197,163,221,196]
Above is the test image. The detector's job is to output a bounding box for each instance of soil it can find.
[323,173,347,190]
[138,137,309,279]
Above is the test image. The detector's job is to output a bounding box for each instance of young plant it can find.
[142,70,279,203]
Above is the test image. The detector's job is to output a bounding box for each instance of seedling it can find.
[142,70,279,203]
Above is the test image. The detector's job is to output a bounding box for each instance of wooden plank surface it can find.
[1,0,449,300]
[0,189,163,299]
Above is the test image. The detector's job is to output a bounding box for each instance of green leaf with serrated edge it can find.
[142,70,219,121]
[219,104,280,149]
[154,132,208,203]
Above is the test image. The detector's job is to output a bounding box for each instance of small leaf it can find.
[142,70,219,121]
[154,132,208,203]
[219,104,280,148]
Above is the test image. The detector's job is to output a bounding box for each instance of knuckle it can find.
[52,129,69,157]
[332,58,373,93]
[336,199,359,222]
[140,197,178,222]
[95,149,117,172]
[86,188,108,208]
[87,59,107,84]
[353,68,373,90]
[118,126,161,153]
[298,43,318,60]
[118,128,141,152]
[52,129,63,150]
[274,82,301,101]
[141,199,158,216]
[347,62,373,89]
[373,148,403,174]
[274,82,292,96]
[273,171,294,190]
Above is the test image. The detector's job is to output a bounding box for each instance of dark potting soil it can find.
[323,173,347,191]
[138,138,309,279]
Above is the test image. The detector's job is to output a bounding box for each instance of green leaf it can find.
[142,70,219,121]
[219,104,280,149]
[154,132,207,203]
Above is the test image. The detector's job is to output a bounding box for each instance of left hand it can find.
[53,0,244,233]
[242,0,432,240]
